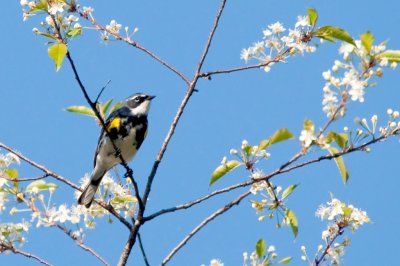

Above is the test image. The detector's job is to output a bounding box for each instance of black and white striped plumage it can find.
[78,93,155,208]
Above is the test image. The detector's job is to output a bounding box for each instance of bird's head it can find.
[124,93,155,116]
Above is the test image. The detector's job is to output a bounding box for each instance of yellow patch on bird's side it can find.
[107,117,121,131]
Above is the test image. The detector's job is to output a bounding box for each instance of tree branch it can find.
[78,11,190,86]
[0,244,53,266]
[138,233,150,266]
[0,173,49,182]
[161,190,250,265]
[55,224,110,266]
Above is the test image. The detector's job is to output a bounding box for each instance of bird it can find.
[78,93,155,208]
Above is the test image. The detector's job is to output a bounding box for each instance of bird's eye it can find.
[134,97,141,102]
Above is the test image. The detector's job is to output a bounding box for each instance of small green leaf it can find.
[36,31,57,40]
[102,99,113,116]
[258,128,294,150]
[109,102,122,115]
[313,26,355,46]
[327,147,349,183]
[285,208,298,238]
[278,256,292,264]
[361,31,374,54]
[377,50,400,62]
[281,184,298,200]
[48,43,67,71]
[209,160,242,186]
[65,106,96,117]
[26,180,58,192]
[111,194,137,204]
[326,132,348,149]
[4,169,18,179]
[256,239,266,258]
[244,145,253,156]
[342,204,352,218]
[307,8,318,26]
[30,0,48,12]
[66,28,82,38]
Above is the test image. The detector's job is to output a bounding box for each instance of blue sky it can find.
[2,0,400,265]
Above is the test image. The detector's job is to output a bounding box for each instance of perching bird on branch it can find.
[78,93,155,207]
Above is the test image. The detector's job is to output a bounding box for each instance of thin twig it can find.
[143,181,251,222]
[56,224,110,266]
[161,190,250,265]
[199,47,290,79]
[0,173,49,182]
[78,11,190,86]
[0,244,53,266]
[95,79,112,103]
[314,226,344,265]
[137,233,150,266]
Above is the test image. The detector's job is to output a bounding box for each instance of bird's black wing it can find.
[93,106,132,167]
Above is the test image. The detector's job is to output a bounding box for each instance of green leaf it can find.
[209,160,242,186]
[65,105,96,117]
[244,145,253,156]
[66,28,82,38]
[307,8,318,26]
[111,194,137,204]
[327,147,349,183]
[48,43,67,72]
[102,99,113,116]
[4,169,18,179]
[256,239,266,258]
[342,204,352,218]
[26,180,58,192]
[285,208,298,238]
[326,132,348,149]
[313,26,355,46]
[377,50,400,62]
[35,31,57,40]
[361,31,374,54]
[281,184,298,200]
[109,102,122,115]
[278,256,292,264]
[30,0,48,12]
[258,128,294,150]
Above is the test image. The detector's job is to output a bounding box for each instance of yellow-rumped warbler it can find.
[78,93,155,207]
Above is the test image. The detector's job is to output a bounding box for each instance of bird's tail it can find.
[78,173,104,208]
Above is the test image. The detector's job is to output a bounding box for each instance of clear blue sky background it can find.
[2,1,400,265]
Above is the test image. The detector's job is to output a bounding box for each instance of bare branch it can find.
[195,0,227,76]
[0,173,49,182]
[144,181,251,222]
[138,233,150,266]
[56,224,110,266]
[161,190,250,265]
[78,11,190,86]
[95,79,112,103]
[0,243,53,266]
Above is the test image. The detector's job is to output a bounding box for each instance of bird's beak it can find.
[148,95,156,100]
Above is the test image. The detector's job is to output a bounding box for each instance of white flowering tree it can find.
[1,1,400,265]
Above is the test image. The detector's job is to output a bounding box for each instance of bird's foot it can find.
[124,168,133,179]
